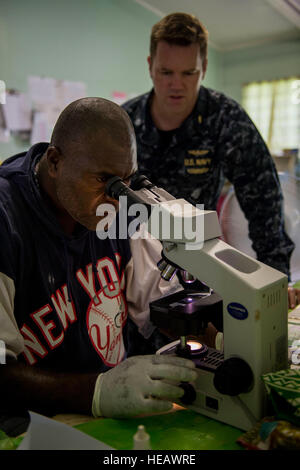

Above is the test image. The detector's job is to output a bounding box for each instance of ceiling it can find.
[134,0,300,51]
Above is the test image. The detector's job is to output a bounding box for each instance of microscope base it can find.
[157,341,264,432]
[187,368,259,431]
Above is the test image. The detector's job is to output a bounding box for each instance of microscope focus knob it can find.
[179,382,197,405]
[213,357,254,396]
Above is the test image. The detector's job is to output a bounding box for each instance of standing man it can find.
[122,12,298,306]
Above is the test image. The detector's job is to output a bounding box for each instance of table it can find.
[73,408,243,450]
[2,282,299,450]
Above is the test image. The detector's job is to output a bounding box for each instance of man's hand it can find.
[92,354,197,418]
[288,286,300,310]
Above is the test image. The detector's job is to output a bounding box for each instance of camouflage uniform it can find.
[123,86,295,278]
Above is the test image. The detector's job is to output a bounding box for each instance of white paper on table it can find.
[28,76,57,107]
[17,411,114,450]
[0,80,6,104]
[28,76,87,143]
[0,105,10,142]
[29,75,87,109]
[61,80,87,108]
[2,92,32,131]
[30,111,51,145]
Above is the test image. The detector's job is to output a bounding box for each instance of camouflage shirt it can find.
[122,86,295,277]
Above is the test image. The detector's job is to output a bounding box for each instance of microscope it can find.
[106,175,288,431]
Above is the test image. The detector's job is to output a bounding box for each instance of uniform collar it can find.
[138,87,208,146]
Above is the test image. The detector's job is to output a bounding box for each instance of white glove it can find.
[92,354,197,418]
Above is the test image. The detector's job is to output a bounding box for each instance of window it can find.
[242,77,300,154]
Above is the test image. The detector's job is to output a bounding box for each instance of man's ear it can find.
[46,146,62,178]
[202,58,208,80]
[147,56,153,78]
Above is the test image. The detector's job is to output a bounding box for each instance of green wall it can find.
[222,38,300,104]
[1,0,298,161]
[0,0,155,159]
[0,0,222,160]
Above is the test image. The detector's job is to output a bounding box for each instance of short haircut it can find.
[150,12,208,63]
[50,97,134,155]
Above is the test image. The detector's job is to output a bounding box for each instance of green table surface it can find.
[75,409,243,450]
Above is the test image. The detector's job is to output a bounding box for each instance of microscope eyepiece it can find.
[130,174,154,191]
[106,175,154,200]
[105,176,130,199]
[105,176,148,209]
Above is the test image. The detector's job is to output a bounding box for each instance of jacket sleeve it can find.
[125,235,182,339]
[0,213,24,360]
[220,103,295,278]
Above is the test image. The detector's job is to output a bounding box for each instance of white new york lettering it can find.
[20,324,47,365]
[32,304,64,349]
[51,285,77,329]
[76,264,101,305]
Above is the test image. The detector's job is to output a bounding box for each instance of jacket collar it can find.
[137,87,208,147]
